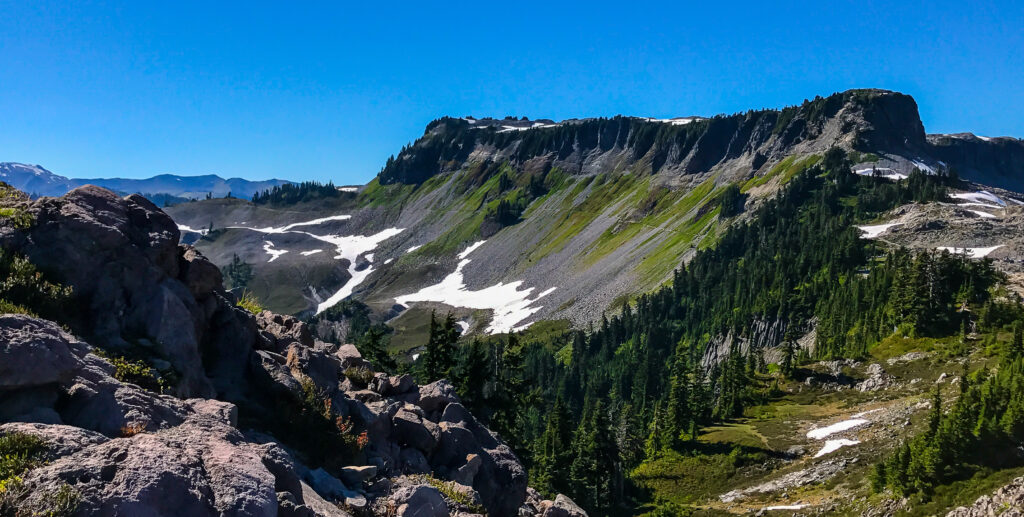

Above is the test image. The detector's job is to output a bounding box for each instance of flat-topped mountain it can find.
[166,89,1024,345]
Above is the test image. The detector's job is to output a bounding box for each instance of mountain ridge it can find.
[0,162,292,200]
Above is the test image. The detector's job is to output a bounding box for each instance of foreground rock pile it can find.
[0,186,583,516]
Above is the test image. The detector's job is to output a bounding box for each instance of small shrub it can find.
[120,423,146,437]
[0,432,47,482]
[0,250,72,322]
[103,354,164,393]
[236,290,264,315]
[343,366,374,387]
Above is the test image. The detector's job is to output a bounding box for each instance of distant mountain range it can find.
[0,162,291,200]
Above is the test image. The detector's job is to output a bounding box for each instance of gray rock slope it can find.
[0,186,577,516]
[168,89,1024,330]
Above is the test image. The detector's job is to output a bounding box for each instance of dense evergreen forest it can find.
[345,149,1022,514]
[251,181,346,205]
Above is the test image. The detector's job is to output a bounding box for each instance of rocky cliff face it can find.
[0,186,573,517]
[379,89,1016,189]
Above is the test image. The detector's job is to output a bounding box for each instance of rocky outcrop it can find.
[0,187,531,516]
[947,476,1024,517]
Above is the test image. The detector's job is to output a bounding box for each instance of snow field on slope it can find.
[856,223,900,239]
[806,418,869,440]
[394,240,556,334]
[936,245,1003,259]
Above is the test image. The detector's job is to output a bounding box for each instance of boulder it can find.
[541,495,588,517]
[393,408,439,453]
[0,314,85,389]
[392,484,449,517]
[419,380,459,413]
[178,246,223,299]
[339,465,377,487]
[0,422,108,457]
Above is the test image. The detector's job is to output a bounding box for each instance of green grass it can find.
[632,448,767,507]
[0,432,47,484]
[741,154,821,192]
[699,423,768,449]
[236,290,265,315]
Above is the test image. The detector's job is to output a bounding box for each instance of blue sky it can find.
[1,1,1021,184]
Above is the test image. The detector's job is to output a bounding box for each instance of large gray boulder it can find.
[0,314,85,389]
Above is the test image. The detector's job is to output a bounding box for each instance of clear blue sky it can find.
[1,1,1021,184]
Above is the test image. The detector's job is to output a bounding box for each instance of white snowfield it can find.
[406,245,422,253]
[243,214,353,234]
[856,223,900,239]
[456,321,469,334]
[967,209,998,219]
[952,190,1006,206]
[312,228,405,314]
[224,214,403,314]
[336,187,358,192]
[263,241,288,262]
[854,168,908,181]
[642,116,703,125]
[762,504,808,511]
[395,240,556,334]
[937,245,1003,259]
[496,122,560,133]
[806,418,869,440]
[176,224,209,236]
[814,439,861,458]
[300,249,323,256]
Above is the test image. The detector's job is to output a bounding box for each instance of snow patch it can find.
[301,249,323,256]
[177,224,209,236]
[814,439,860,458]
[856,223,900,239]
[384,258,393,265]
[952,191,1005,206]
[406,245,422,253]
[936,245,1003,259]
[337,187,358,192]
[762,504,809,511]
[241,214,353,234]
[643,116,703,126]
[806,418,868,440]
[854,168,907,181]
[314,228,405,314]
[456,321,469,334]
[263,241,288,262]
[394,241,555,334]
[967,210,997,219]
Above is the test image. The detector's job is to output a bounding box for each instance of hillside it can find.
[168,89,1024,342]
[4,89,1024,517]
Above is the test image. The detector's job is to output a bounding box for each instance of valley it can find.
[3,88,1024,516]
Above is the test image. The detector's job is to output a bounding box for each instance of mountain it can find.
[0,162,292,200]
[167,89,1024,341]
[5,88,1024,516]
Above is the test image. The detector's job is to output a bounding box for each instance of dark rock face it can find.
[2,187,215,397]
[928,133,1024,191]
